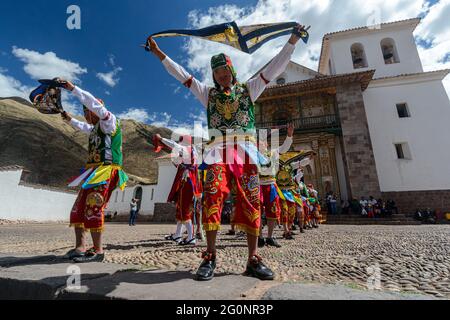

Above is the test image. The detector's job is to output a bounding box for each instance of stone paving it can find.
[0,223,449,298]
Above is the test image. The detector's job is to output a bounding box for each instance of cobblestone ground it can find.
[0,222,449,298]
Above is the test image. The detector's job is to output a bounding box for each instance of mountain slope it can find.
[0,98,171,188]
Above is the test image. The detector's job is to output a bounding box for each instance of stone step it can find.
[325,220,421,225]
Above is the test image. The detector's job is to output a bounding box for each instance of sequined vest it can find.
[87,119,123,166]
[207,83,255,137]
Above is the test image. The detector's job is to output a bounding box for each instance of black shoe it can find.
[165,234,182,242]
[73,250,104,263]
[179,238,196,246]
[62,249,85,260]
[245,256,274,280]
[195,253,216,281]
[196,232,203,240]
[283,232,294,240]
[300,228,305,233]
[164,234,175,240]
[226,230,236,236]
[258,237,266,248]
[265,238,281,248]
[292,225,297,231]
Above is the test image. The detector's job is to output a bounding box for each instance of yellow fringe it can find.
[70,223,85,229]
[234,223,260,237]
[85,227,104,233]
[203,223,221,232]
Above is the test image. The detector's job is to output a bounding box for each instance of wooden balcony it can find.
[256,114,341,134]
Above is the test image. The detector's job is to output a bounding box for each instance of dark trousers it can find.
[129,210,137,225]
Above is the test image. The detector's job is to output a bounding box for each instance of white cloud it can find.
[97,54,123,88]
[173,86,181,94]
[415,0,450,96]
[108,54,116,66]
[182,0,449,98]
[0,70,31,98]
[0,68,82,115]
[117,107,209,138]
[12,47,87,82]
[117,108,151,123]
[96,67,123,87]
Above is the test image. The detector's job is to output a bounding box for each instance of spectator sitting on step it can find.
[360,197,368,216]
[350,198,361,215]
[367,196,377,218]
[341,199,350,215]
[386,199,398,215]
[377,199,385,216]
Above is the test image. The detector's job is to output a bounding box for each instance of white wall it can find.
[154,159,177,205]
[363,79,450,192]
[334,137,349,201]
[0,170,76,221]
[107,185,155,216]
[106,158,177,216]
[269,62,317,85]
[327,28,423,78]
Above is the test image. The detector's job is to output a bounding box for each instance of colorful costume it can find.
[307,184,321,225]
[276,152,314,232]
[162,41,296,236]
[67,86,128,232]
[259,137,293,224]
[276,162,302,226]
[161,136,202,244]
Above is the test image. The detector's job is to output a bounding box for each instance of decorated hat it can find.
[211,53,237,88]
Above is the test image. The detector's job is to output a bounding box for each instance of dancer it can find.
[59,79,128,263]
[147,24,308,281]
[258,124,294,248]
[307,184,321,228]
[156,134,203,245]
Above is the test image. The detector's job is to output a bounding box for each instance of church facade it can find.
[255,18,450,214]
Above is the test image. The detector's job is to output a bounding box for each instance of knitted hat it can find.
[211,53,237,88]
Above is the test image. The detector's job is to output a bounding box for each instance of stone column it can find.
[335,83,381,199]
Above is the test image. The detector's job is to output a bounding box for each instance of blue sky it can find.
[0,0,448,133]
[0,0,255,126]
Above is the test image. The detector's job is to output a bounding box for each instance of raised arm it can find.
[247,24,306,103]
[276,123,294,154]
[60,80,117,134]
[161,137,189,156]
[69,118,94,133]
[61,111,94,133]
[146,37,210,108]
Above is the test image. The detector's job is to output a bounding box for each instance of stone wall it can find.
[152,203,177,223]
[104,203,176,223]
[336,83,381,199]
[382,190,450,215]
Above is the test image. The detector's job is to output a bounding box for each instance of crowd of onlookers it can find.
[326,193,399,217]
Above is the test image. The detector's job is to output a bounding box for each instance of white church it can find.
[109,17,450,219]
[2,17,449,222]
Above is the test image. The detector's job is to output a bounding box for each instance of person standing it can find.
[129,198,139,226]
[59,79,128,263]
[147,24,307,281]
